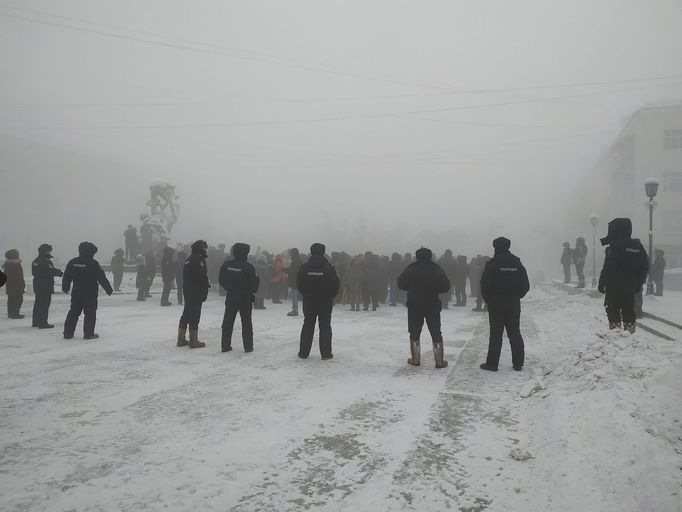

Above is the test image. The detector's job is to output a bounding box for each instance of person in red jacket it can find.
[3,249,25,319]
[270,254,285,304]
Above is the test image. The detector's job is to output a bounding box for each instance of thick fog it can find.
[2,0,681,275]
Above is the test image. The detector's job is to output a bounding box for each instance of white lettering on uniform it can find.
[500,267,518,271]
[308,272,324,276]
[227,268,242,272]
[73,264,86,268]
[625,248,640,253]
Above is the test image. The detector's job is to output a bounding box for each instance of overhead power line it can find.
[4,80,682,131]
[1,4,682,99]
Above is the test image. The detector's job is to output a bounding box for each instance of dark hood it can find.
[232,243,250,262]
[114,248,124,256]
[38,244,53,257]
[191,240,208,257]
[493,237,511,254]
[415,248,432,261]
[391,252,401,261]
[310,243,326,256]
[78,241,98,258]
[444,249,453,258]
[600,218,632,246]
[306,253,329,269]
[163,247,175,258]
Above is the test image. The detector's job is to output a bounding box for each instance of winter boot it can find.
[84,334,100,340]
[287,307,298,317]
[188,329,206,348]
[480,363,498,371]
[350,304,356,311]
[433,341,448,369]
[623,322,636,334]
[407,340,420,366]
[177,327,189,347]
[608,322,622,330]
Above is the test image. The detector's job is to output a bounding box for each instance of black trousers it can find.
[32,290,52,326]
[407,303,443,343]
[64,293,98,337]
[113,271,123,291]
[176,282,183,304]
[161,281,173,305]
[454,280,467,305]
[605,290,635,325]
[179,300,203,330]
[575,263,585,286]
[7,292,23,317]
[563,264,571,283]
[222,299,253,351]
[299,300,333,358]
[362,285,379,309]
[146,277,154,297]
[654,278,663,296]
[486,300,524,368]
[270,282,282,302]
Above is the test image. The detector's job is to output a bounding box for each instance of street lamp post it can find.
[644,178,659,296]
[590,214,599,287]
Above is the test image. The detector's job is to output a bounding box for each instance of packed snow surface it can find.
[1,281,681,511]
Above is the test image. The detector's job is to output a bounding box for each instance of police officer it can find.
[598,218,648,333]
[177,240,210,348]
[297,243,340,360]
[397,247,451,369]
[32,243,64,328]
[62,241,113,340]
[219,243,260,353]
[480,237,530,372]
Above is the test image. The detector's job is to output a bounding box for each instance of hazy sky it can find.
[1,0,681,271]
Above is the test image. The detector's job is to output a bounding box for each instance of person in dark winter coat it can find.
[160,247,175,306]
[135,255,147,301]
[3,249,26,319]
[124,225,138,262]
[454,255,470,306]
[362,252,382,311]
[651,249,666,296]
[177,240,210,348]
[253,255,270,310]
[397,248,450,369]
[573,237,588,288]
[285,248,302,316]
[31,244,64,328]
[346,254,364,311]
[388,253,403,306]
[62,242,113,339]
[598,218,648,333]
[144,252,155,298]
[297,243,340,360]
[470,255,484,311]
[175,250,186,305]
[437,250,457,309]
[479,237,530,372]
[110,248,125,291]
[561,242,573,283]
[219,243,260,353]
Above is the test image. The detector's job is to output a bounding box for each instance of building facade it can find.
[591,102,682,268]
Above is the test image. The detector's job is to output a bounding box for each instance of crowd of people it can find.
[0,216,653,372]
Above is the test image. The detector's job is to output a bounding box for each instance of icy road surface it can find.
[1,282,681,511]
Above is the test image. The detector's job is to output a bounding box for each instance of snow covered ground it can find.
[1,279,681,511]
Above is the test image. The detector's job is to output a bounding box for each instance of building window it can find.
[664,129,682,149]
[662,172,682,193]
[662,211,682,234]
